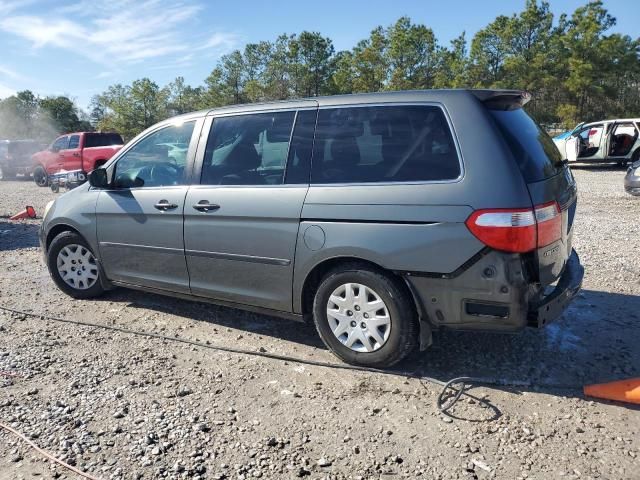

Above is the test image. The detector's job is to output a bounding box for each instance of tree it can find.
[435,33,469,88]
[84,3,640,138]
[39,95,85,133]
[387,17,439,90]
[167,76,204,115]
[294,31,335,96]
[130,78,168,132]
[351,26,389,92]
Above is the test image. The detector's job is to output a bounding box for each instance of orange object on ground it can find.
[9,205,36,220]
[583,378,640,404]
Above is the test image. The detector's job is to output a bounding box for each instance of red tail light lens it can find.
[465,202,561,253]
[534,201,561,247]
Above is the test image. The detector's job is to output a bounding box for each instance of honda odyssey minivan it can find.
[40,89,584,367]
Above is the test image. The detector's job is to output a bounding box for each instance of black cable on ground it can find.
[0,305,581,414]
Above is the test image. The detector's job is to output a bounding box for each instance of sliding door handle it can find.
[192,201,220,212]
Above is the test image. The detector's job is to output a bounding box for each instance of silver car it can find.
[624,159,640,195]
[553,118,640,166]
[40,90,584,367]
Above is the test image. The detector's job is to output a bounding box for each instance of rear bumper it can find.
[527,250,583,328]
[405,248,584,333]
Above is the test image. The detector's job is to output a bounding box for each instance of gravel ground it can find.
[0,166,639,480]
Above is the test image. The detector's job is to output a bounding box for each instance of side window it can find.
[578,125,603,148]
[285,109,317,184]
[113,121,196,188]
[310,106,460,184]
[67,135,80,149]
[201,111,295,186]
[52,136,68,151]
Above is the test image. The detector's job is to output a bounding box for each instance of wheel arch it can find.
[45,223,81,252]
[299,256,417,317]
[92,159,107,169]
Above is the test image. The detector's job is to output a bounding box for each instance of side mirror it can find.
[50,146,60,153]
[88,168,109,189]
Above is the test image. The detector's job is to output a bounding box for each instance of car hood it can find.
[553,131,571,140]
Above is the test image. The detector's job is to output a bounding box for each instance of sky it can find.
[0,0,638,110]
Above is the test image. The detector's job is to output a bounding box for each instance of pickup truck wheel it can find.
[313,265,418,368]
[33,166,48,187]
[47,231,105,299]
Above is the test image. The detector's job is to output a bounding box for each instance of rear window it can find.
[311,105,460,184]
[85,133,124,148]
[490,109,563,182]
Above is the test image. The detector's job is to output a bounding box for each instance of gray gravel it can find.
[0,166,639,479]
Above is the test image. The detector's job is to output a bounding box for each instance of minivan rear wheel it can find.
[312,265,418,368]
[47,231,105,299]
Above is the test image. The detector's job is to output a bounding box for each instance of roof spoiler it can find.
[470,89,531,111]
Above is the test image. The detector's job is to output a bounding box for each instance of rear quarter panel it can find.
[292,92,532,313]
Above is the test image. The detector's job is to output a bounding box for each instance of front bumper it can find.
[48,169,87,193]
[527,250,584,328]
[38,223,47,263]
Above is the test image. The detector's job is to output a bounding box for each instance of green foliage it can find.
[0,90,89,141]
[5,1,635,141]
[89,79,168,140]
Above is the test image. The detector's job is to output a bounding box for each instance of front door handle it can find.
[192,200,220,212]
[154,200,178,211]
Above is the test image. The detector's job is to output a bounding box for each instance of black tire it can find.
[33,166,48,187]
[312,264,418,368]
[47,231,105,299]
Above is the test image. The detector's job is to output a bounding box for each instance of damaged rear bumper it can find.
[404,248,584,333]
[527,249,583,328]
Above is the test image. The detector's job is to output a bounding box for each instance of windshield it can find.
[490,109,563,182]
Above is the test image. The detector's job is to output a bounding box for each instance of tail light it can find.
[465,201,561,253]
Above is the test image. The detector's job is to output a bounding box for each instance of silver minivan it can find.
[40,89,584,367]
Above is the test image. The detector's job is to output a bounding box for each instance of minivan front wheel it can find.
[313,266,418,368]
[47,231,105,299]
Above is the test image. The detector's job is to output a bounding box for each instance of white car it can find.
[553,119,640,166]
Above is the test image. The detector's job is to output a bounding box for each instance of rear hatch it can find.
[484,93,577,286]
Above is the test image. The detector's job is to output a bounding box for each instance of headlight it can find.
[635,167,640,177]
[43,200,54,219]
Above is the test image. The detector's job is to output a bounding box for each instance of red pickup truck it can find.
[32,132,124,186]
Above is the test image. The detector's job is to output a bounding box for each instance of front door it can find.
[59,134,82,171]
[46,136,69,173]
[566,135,579,161]
[575,124,605,159]
[184,107,317,311]
[95,119,201,293]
